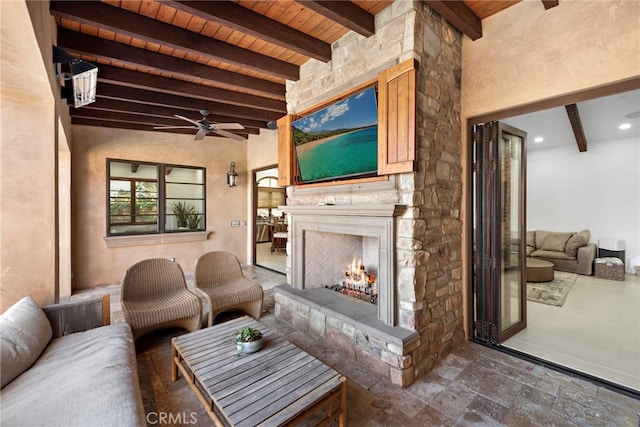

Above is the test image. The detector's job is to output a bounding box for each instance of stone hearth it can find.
[275,204,421,386]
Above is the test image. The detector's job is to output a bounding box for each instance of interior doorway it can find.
[253,165,286,274]
[468,84,640,394]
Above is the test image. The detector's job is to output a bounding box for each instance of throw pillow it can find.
[565,230,590,257]
[540,232,573,252]
[0,296,53,389]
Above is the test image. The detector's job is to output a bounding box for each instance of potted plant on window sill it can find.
[235,326,263,354]
[170,202,190,229]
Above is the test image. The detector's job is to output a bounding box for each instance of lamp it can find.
[53,46,98,108]
[227,162,238,187]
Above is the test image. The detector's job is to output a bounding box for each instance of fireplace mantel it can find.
[281,203,406,326]
[280,204,406,218]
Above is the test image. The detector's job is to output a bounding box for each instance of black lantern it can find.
[227,162,238,187]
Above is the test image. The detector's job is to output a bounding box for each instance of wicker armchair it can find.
[121,258,202,340]
[195,251,263,327]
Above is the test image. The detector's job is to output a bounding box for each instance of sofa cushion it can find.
[540,232,573,252]
[565,230,590,257]
[0,323,145,426]
[0,296,52,389]
[531,249,575,260]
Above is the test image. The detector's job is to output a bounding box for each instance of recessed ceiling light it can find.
[534,137,544,143]
[619,123,632,130]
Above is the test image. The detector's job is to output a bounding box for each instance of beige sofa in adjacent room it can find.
[526,230,597,275]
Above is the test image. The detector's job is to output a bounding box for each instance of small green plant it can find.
[170,202,201,230]
[170,202,190,228]
[235,326,263,343]
[186,212,201,230]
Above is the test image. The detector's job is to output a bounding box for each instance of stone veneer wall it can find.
[280,0,464,386]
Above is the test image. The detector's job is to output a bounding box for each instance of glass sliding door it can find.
[472,121,527,343]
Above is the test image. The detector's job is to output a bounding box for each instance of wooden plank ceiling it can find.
[50,1,547,141]
[50,0,391,140]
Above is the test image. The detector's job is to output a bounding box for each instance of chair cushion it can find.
[0,297,52,389]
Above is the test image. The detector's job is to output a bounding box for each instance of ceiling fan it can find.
[154,110,245,141]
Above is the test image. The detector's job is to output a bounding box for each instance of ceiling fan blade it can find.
[194,129,207,141]
[213,129,245,141]
[212,123,244,130]
[174,114,201,126]
[154,125,198,130]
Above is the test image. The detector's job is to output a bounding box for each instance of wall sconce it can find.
[227,162,238,187]
[53,46,98,108]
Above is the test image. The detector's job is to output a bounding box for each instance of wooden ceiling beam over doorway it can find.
[565,103,588,152]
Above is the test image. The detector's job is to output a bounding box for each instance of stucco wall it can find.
[461,0,640,118]
[1,1,59,310]
[71,126,256,289]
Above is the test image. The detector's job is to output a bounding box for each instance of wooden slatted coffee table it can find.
[171,316,347,426]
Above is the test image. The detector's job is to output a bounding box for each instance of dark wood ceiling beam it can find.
[49,1,299,80]
[85,99,268,129]
[565,104,588,152]
[423,1,482,41]
[163,0,332,62]
[70,117,255,138]
[73,107,261,133]
[56,28,284,99]
[71,108,184,127]
[96,64,286,113]
[541,1,559,10]
[95,83,283,123]
[296,0,375,37]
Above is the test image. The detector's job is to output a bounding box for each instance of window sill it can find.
[103,231,210,248]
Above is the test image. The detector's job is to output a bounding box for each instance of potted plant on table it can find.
[235,326,263,354]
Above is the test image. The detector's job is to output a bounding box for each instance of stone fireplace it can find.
[273,1,465,387]
[283,204,403,325]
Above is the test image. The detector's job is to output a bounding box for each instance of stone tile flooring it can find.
[72,266,640,426]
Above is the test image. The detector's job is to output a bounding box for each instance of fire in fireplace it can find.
[326,257,378,305]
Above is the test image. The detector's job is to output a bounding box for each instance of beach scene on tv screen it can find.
[292,87,378,183]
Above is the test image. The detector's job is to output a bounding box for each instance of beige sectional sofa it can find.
[1,296,145,426]
[527,230,597,275]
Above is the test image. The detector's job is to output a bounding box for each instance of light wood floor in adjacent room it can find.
[504,272,640,392]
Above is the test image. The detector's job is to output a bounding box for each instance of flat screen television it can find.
[292,86,378,184]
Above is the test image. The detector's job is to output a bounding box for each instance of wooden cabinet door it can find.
[378,58,417,175]
[277,114,294,186]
